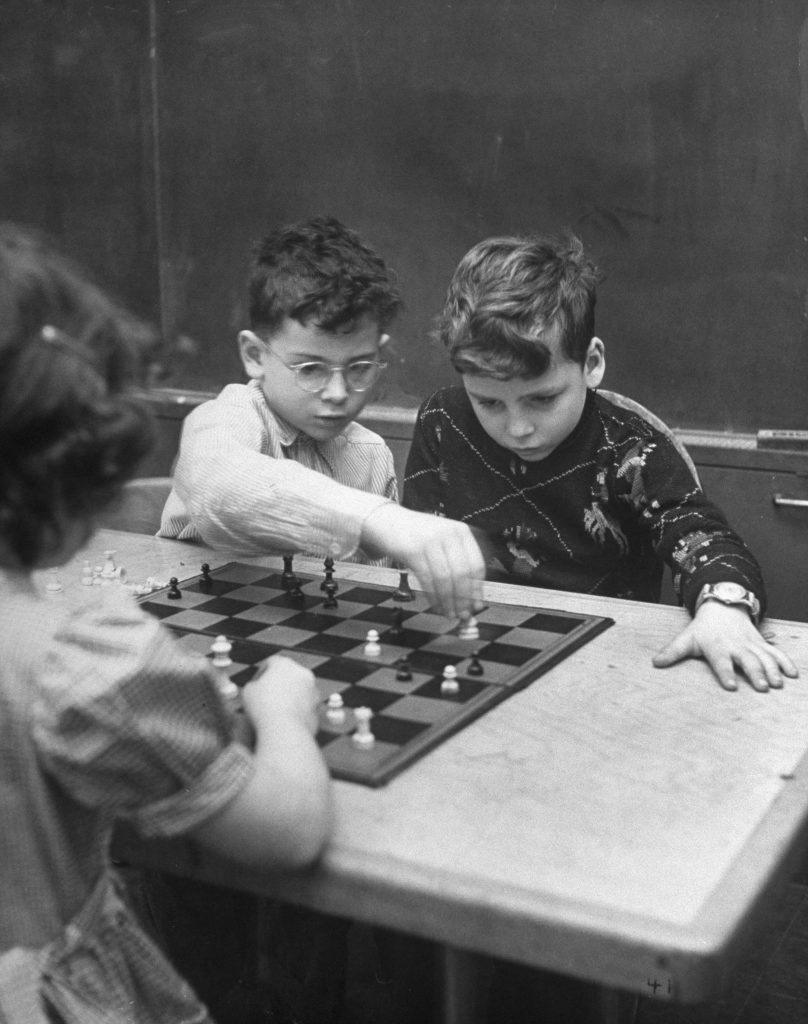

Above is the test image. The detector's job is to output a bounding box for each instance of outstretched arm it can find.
[652,601,798,692]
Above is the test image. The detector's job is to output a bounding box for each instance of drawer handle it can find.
[772,493,808,508]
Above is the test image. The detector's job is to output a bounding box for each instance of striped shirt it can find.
[159,382,397,561]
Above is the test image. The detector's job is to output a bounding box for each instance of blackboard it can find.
[3,0,808,432]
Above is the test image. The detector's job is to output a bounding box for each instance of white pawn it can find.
[210,636,238,701]
[458,616,479,641]
[325,692,346,724]
[363,629,381,657]
[210,635,232,668]
[81,560,94,587]
[100,550,117,584]
[352,706,375,748]
[45,567,63,594]
[441,664,460,694]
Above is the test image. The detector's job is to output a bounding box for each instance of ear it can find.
[238,330,267,380]
[584,336,605,388]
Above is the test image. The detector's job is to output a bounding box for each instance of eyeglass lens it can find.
[295,360,381,392]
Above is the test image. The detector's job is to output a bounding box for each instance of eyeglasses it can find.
[265,347,387,393]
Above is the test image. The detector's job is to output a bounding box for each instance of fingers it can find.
[651,632,694,669]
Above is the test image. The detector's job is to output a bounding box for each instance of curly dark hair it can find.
[0,223,157,567]
[248,216,402,336]
[436,232,600,378]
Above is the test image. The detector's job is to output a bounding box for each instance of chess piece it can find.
[210,636,238,701]
[364,629,381,657]
[458,616,479,641]
[394,657,412,682]
[45,567,63,594]
[441,664,460,695]
[281,554,298,590]
[210,635,232,669]
[323,580,338,608]
[352,706,375,748]
[393,571,414,602]
[467,651,484,676]
[99,550,117,582]
[81,560,94,587]
[321,555,338,593]
[325,692,346,724]
[167,577,182,599]
[389,607,404,637]
[199,563,213,590]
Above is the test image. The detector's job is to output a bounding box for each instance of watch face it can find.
[713,582,747,601]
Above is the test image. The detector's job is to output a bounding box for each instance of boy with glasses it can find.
[160,216,483,618]
[152,216,481,1023]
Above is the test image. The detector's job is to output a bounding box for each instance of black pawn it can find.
[282,557,296,589]
[393,571,414,602]
[467,650,484,676]
[288,582,305,605]
[321,556,338,593]
[199,563,213,591]
[395,657,412,682]
[389,607,404,637]
[167,577,182,600]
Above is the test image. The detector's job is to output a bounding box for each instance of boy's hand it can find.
[242,653,320,734]
[652,601,798,692]
[362,503,485,619]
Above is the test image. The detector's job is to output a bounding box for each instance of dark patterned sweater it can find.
[402,386,766,616]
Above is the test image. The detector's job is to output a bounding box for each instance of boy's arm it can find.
[634,435,798,690]
[653,600,797,692]
[170,394,392,558]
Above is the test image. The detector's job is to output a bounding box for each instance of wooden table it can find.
[43,529,808,1021]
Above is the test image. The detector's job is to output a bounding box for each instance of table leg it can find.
[437,945,487,1024]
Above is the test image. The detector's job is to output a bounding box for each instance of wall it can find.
[3,2,808,432]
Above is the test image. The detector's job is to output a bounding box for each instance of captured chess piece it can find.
[167,577,182,599]
[352,706,375,748]
[45,567,63,594]
[99,550,117,584]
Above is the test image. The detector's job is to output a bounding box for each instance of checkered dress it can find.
[403,386,765,616]
[0,573,253,1023]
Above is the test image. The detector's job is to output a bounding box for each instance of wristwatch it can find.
[694,581,761,624]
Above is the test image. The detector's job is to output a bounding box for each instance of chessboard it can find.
[139,561,613,787]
